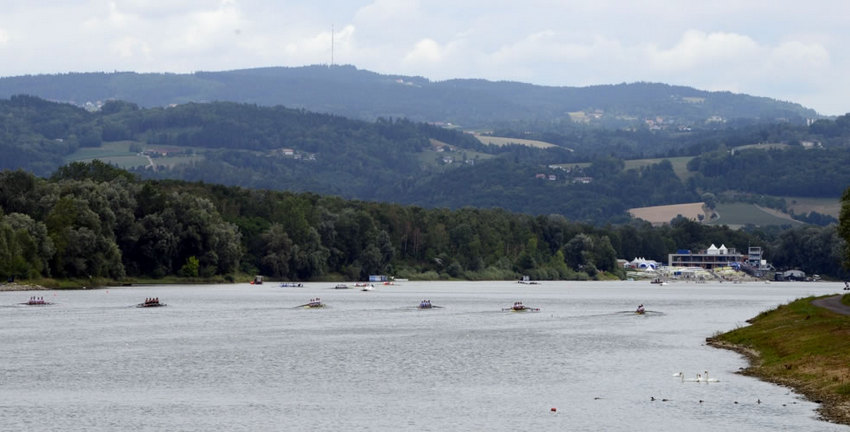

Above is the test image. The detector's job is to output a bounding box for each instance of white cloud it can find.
[279,25,356,65]
[172,1,244,52]
[0,28,9,45]
[403,38,444,64]
[110,37,152,59]
[354,0,420,26]
[647,30,760,72]
[770,40,830,70]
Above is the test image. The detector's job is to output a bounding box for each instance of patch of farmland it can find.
[473,134,562,149]
[705,202,803,228]
[622,156,695,181]
[628,202,705,225]
[783,196,841,218]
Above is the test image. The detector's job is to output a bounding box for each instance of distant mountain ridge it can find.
[0,65,818,128]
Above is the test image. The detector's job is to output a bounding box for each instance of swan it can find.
[682,373,705,382]
[703,370,720,382]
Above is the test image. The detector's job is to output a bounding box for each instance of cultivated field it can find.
[628,202,705,225]
[66,141,149,168]
[473,134,561,149]
[629,201,807,227]
[65,141,203,169]
[622,156,695,181]
[784,196,841,218]
[734,143,791,151]
[705,202,803,228]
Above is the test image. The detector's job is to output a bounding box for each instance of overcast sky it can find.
[1,1,846,115]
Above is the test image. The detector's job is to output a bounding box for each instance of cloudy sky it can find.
[0,0,846,115]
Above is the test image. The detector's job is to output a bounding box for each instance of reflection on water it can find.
[1,281,847,432]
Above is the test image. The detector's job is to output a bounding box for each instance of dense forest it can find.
[1,162,848,284]
[2,95,850,225]
[0,66,818,129]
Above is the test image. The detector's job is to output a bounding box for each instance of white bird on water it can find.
[703,370,720,382]
[674,371,719,382]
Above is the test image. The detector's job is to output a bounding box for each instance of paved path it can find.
[812,293,850,316]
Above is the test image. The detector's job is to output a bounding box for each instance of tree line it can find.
[2,162,847,283]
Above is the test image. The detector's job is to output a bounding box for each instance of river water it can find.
[1,281,848,431]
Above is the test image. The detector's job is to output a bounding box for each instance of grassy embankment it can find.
[707,295,850,425]
[5,274,248,290]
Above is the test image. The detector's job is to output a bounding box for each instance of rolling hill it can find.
[0,65,819,129]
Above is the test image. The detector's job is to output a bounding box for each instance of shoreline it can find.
[706,295,850,427]
[0,283,48,291]
[707,338,850,425]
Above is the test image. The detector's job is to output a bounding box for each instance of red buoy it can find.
[550,407,557,412]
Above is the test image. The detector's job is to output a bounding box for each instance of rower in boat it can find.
[306,298,324,308]
[503,301,540,312]
[23,296,50,305]
[418,299,432,309]
[636,304,645,314]
[137,297,166,307]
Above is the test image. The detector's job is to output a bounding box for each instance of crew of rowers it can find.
[512,301,526,311]
[636,304,645,314]
[144,297,161,305]
[307,297,322,307]
[419,299,432,308]
[27,296,47,305]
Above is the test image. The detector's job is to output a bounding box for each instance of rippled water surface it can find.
[2,281,848,431]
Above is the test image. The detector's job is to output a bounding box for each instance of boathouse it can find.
[667,244,745,269]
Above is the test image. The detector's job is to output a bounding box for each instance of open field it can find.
[784,196,841,218]
[473,134,561,149]
[629,201,809,227]
[628,202,705,225]
[622,156,695,181]
[65,141,203,169]
[555,157,695,181]
[66,141,148,168]
[418,142,494,169]
[734,142,791,151]
[706,202,803,228]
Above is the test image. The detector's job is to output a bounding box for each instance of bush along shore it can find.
[707,295,850,425]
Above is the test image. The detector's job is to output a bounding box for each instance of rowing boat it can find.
[136,302,167,308]
[417,300,441,309]
[298,298,324,308]
[502,302,540,312]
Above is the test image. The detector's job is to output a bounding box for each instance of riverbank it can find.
[707,295,850,426]
[0,282,48,291]
[0,274,244,291]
